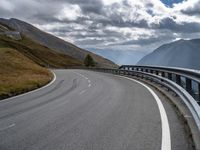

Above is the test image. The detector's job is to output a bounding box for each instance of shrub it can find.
[84,54,95,67]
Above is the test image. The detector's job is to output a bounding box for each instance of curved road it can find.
[0,69,192,150]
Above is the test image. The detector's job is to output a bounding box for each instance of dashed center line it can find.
[73,71,92,88]
[73,72,88,80]
[79,90,87,95]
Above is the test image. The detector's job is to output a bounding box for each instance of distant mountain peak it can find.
[137,38,200,69]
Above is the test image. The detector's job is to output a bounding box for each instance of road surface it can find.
[0,69,192,150]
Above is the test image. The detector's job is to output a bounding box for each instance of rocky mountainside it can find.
[0,18,116,68]
[137,39,200,70]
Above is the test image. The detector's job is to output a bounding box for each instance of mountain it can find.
[0,18,116,68]
[0,34,83,68]
[137,39,200,70]
[0,47,52,99]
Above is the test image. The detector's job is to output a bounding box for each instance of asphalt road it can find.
[0,69,192,150]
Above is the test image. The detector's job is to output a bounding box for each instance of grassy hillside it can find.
[0,35,83,68]
[0,18,117,68]
[0,28,83,99]
[0,47,53,99]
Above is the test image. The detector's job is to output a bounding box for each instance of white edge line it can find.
[117,75,171,150]
[0,70,57,103]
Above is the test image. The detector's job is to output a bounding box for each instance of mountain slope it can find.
[0,18,117,68]
[0,34,83,68]
[0,47,52,99]
[137,39,200,70]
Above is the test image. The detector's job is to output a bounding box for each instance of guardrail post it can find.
[176,74,181,85]
[155,71,159,75]
[186,78,192,94]
[126,70,129,75]
[198,83,200,104]
[161,72,165,77]
[168,73,172,80]
[150,70,153,74]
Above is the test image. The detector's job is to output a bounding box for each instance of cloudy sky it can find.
[1,0,200,64]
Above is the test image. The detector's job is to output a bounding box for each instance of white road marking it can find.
[118,76,171,150]
[0,123,15,131]
[79,90,87,95]
[0,71,57,103]
[73,72,88,80]
[184,115,192,118]
[73,71,92,88]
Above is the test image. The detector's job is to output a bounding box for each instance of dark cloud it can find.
[75,38,112,45]
[152,17,200,33]
[181,2,200,16]
[120,38,162,46]
[110,31,176,46]
[42,0,104,14]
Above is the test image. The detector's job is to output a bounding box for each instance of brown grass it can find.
[0,48,53,99]
[0,35,83,68]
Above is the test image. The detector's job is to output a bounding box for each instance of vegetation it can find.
[0,47,53,99]
[0,35,83,68]
[84,54,96,67]
[0,33,84,99]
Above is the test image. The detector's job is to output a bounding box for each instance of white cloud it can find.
[0,0,14,11]
[56,4,82,21]
[102,0,123,5]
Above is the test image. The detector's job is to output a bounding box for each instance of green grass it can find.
[0,47,53,99]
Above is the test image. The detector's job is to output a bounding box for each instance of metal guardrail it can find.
[90,66,200,132]
[120,65,200,104]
